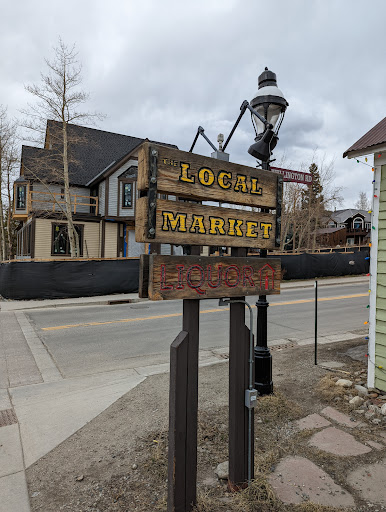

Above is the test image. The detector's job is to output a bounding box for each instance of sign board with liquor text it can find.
[146,254,281,300]
[135,143,283,249]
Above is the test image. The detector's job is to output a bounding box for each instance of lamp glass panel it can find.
[266,104,282,129]
[252,104,266,135]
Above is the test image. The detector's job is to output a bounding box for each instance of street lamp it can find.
[250,68,288,396]
[248,67,288,168]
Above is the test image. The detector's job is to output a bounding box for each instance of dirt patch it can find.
[26,339,385,511]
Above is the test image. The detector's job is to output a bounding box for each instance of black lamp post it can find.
[250,68,288,396]
[189,67,288,398]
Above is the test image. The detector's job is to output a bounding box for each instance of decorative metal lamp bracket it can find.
[275,175,283,247]
[147,146,158,239]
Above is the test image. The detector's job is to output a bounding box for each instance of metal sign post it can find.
[315,279,318,365]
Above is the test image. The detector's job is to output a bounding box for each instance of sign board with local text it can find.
[135,142,283,250]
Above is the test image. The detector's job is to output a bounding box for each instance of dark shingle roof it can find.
[343,117,386,158]
[316,227,346,235]
[21,121,177,187]
[330,209,370,223]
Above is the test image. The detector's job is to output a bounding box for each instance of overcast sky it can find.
[1,0,384,207]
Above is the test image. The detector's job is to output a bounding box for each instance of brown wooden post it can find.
[168,330,189,512]
[228,246,254,489]
[183,244,200,509]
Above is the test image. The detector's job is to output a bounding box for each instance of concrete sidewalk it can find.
[0,274,369,312]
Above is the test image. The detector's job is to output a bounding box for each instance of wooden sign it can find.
[145,254,281,300]
[138,142,280,208]
[135,197,277,249]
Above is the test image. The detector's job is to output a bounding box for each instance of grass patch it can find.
[316,375,348,403]
[256,391,303,423]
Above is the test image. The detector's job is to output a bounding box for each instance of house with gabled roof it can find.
[344,116,386,392]
[13,121,180,259]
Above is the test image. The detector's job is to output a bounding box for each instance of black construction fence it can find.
[0,249,369,300]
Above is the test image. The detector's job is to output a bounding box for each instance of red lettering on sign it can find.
[176,265,185,289]
[242,265,255,287]
[160,264,173,290]
[224,265,241,288]
[207,264,222,288]
[258,263,275,291]
[186,265,206,295]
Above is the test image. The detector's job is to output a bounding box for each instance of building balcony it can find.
[346,227,370,236]
[13,189,99,220]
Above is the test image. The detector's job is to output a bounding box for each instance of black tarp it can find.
[0,251,369,300]
[270,250,369,280]
[0,259,140,300]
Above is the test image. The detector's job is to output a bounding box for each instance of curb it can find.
[0,276,369,311]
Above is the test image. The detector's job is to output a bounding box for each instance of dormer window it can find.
[16,185,27,210]
[353,217,363,229]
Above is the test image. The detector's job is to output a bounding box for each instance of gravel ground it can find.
[26,338,385,511]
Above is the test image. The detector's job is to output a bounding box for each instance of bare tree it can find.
[355,191,370,211]
[279,154,343,252]
[21,38,103,257]
[0,106,18,260]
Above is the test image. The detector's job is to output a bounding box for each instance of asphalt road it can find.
[25,281,368,378]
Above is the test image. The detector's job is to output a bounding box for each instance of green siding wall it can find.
[375,165,386,391]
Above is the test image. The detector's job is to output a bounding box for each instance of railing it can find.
[29,190,98,215]
[346,228,370,234]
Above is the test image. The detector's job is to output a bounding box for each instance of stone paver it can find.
[379,432,386,444]
[0,471,30,512]
[269,456,355,508]
[296,413,331,431]
[366,440,384,450]
[319,361,345,368]
[309,427,372,456]
[347,458,386,505]
[321,406,360,428]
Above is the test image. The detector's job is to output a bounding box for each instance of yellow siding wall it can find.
[34,218,101,259]
[375,165,386,391]
[104,222,118,258]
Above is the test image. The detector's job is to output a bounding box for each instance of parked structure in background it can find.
[315,209,371,247]
[344,115,386,393]
[13,121,180,259]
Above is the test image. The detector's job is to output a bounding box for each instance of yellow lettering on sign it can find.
[190,215,206,234]
[209,216,226,235]
[234,174,248,193]
[217,171,232,189]
[260,222,272,239]
[179,162,195,183]
[198,167,215,187]
[250,177,262,195]
[161,212,187,232]
[246,221,258,238]
[228,218,243,237]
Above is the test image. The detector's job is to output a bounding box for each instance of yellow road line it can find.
[41,293,368,332]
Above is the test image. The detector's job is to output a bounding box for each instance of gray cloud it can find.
[1,0,384,207]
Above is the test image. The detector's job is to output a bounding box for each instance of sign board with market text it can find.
[135,142,283,250]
